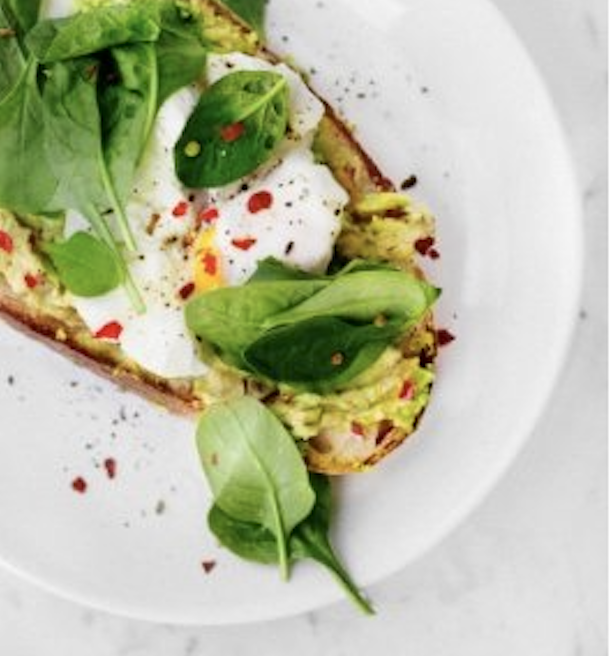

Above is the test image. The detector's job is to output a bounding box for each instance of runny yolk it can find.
[193,227,224,292]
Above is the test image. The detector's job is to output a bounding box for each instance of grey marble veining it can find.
[0,0,606,654]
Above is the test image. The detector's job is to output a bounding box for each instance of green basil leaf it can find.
[221,0,268,35]
[0,59,59,214]
[197,397,315,579]
[208,474,374,614]
[47,231,123,297]
[244,317,401,392]
[25,4,160,63]
[175,70,289,188]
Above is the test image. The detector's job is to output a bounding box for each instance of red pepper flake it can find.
[71,477,88,494]
[202,252,218,276]
[103,458,117,480]
[172,200,189,217]
[220,121,245,142]
[231,237,257,251]
[351,422,366,437]
[0,230,13,254]
[247,190,273,214]
[178,282,196,300]
[201,560,217,574]
[428,248,441,260]
[24,273,42,289]
[197,207,219,225]
[399,380,416,401]
[437,329,456,347]
[414,237,435,257]
[94,321,123,341]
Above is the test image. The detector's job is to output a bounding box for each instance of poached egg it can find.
[68,53,349,379]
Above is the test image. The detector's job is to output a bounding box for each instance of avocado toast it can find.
[0,0,439,611]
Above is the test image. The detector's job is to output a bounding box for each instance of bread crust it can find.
[0,0,437,474]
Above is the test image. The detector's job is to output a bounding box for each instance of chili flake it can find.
[71,477,88,494]
[178,282,196,300]
[94,321,123,341]
[198,207,219,225]
[247,190,273,214]
[351,422,365,437]
[414,237,435,257]
[202,252,218,276]
[399,380,416,401]
[437,329,456,347]
[103,458,117,480]
[24,273,42,289]
[202,560,217,574]
[172,201,189,217]
[232,237,257,251]
[0,230,13,254]
[221,121,245,142]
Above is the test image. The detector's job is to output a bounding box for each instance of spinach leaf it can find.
[265,270,440,329]
[46,231,123,297]
[222,0,268,35]
[41,57,144,309]
[196,397,315,579]
[244,316,401,393]
[2,0,41,35]
[185,278,328,366]
[42,56,138,251]
[99,44,159,205]
[25,4,160,63]
[153,0,208,107]
[186,263,439,390]
[175,70,289,188]
[0,0,42,99]
[0,59,58,214]
[209,474,374,614]
[248,257,321,283]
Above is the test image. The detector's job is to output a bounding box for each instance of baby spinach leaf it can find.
[41,57,144,310]
[99,44,159,205]
[248,257,321,283]
[196,397,315,579]
[26,4,160,63]
[187,262,439,390]
[175,70,289,188]
[0,59,59,214]
[244,316,401,393]
[42,56,139,251]
[0,0,41,99]
[265,270,440,329]
[222,0,268,35]
[208,474,374,614]
[2,0,41,36]
[185,278,328,366]
[153,0,208,107]
[46,231,123,297]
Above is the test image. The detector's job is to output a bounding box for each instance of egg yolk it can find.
[194,228,225,292]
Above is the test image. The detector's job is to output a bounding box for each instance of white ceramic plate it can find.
[0,0,582,624]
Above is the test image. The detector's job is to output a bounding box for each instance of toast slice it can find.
[0,0,438,474]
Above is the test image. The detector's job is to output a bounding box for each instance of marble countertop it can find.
[0,0,606,654]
